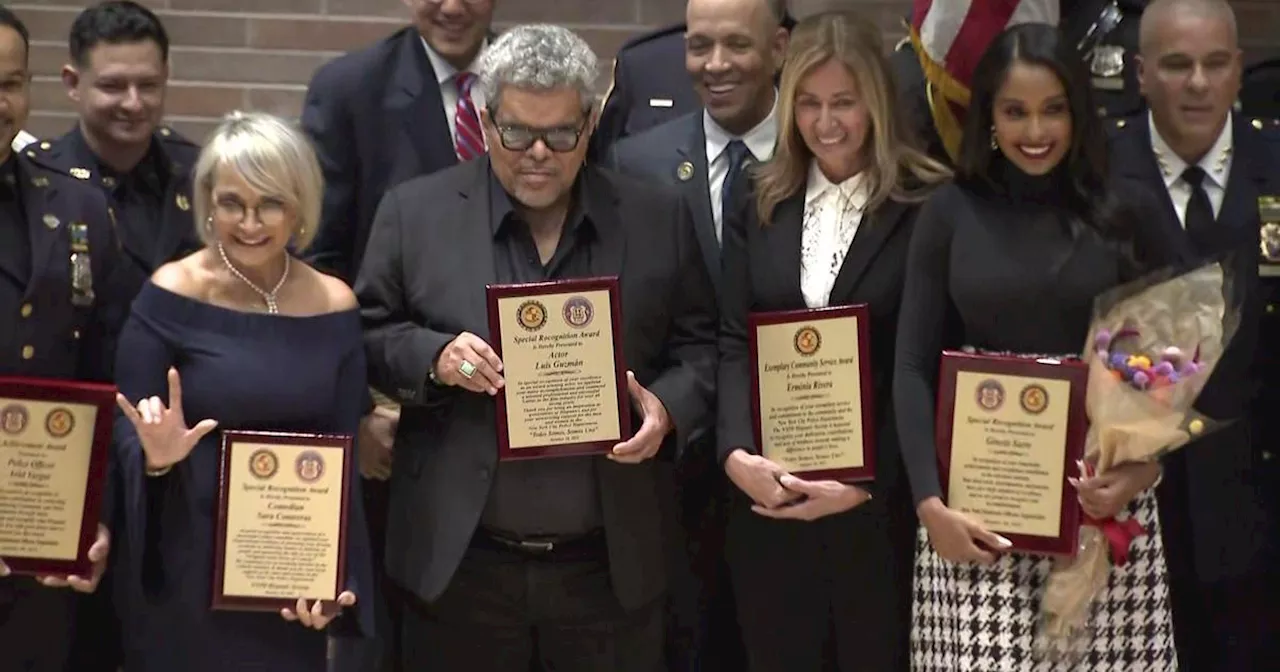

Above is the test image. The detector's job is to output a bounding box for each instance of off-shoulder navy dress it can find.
[111,281,374,671]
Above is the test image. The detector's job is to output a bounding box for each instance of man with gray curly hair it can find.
[356,23,718,672]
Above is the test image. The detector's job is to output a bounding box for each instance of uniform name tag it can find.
[648,98,673,108]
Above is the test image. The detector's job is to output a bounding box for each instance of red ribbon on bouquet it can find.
[1078,461,1148,566]
[1082,515,1147,566]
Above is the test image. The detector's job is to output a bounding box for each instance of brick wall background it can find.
[10,0,1279,142]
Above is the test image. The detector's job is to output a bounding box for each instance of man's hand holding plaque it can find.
[608,371,671,465]
[486,277,630,460]
[433,331,505,396]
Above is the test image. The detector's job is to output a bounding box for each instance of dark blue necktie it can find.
[1181,166,1215,253]
[720,140,750,242]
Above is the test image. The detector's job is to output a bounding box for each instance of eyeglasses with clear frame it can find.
[212,195,290,227]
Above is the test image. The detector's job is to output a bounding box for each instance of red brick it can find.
[245,86,306,117]
[169,48,333,85]
[248,17,400,52]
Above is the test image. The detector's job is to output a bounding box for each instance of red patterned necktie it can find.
[453,71,484,161]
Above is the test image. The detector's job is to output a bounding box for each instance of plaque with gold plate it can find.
[212,431,352,612]
[0,376,115,577]
[486,276,630,460]
[748,305,876,482]
[934,351,1088,556]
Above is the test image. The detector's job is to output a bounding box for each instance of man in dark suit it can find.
[38,1,201,303]
[0,8,126,671]
[606,1,785,670]
[591,6,795,162]
[1108,0,1280,668]
[302,0,494,284]
[355,24,717,672]
[301,4,493,667]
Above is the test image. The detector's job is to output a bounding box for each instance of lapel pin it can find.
[70,167,90,180]
[39,141,51,151]
[1253,119,1264,131]
[43,213,60,229]
[676,161,694,182]
[176,193,190,211]
[31,176,48,188]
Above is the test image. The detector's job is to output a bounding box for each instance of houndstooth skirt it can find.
[911,489,1179,671]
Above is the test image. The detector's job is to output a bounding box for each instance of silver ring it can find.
[459,360,477,379]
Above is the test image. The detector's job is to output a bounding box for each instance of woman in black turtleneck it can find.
[893,23,1180,670]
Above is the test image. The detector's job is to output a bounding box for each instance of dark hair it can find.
[0,6,30,64]
[69,1,169,67]
[957,23,1124,237]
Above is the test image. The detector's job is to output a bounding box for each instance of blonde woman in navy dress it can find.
[111,111,374,670]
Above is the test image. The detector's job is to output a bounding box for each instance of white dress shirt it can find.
[1149,111,1234,225]
[422,37,488,153]
[703,92,780,243]
[800,163,869,309]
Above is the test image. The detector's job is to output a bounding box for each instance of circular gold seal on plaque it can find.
[44,407,75,438]
[975,379,1006,412]
[1019,384,1049,415]
[516,300,547,331]
[793,326,821,356]
[1,404,28,435]
[249,449,279,480]
[295,450,325,483]
[562,296,594,328]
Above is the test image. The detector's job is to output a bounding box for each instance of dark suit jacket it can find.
[608,112,721,295]
[302,27,460,283]
[590,16,796,163]
[34,126,201,301]
[716,181,920,502]
[1108,113,1280,582]
[355,158,718,610]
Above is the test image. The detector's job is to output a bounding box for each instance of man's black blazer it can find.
[302,26,459,283]
[354,158,719,610]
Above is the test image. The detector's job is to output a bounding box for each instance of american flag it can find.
[909,0,1060,161]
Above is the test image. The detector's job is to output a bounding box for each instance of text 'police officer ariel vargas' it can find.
[0,5,131,672]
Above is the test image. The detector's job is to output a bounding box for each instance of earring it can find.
[990,125,999,152]
[205,215,214,232]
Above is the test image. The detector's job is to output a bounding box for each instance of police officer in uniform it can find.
[1061,0,1150,119]
[0,8,126,671]
[36,1,201,301]
[32,5,198,669]
[590,9,796,161]
[1107,1,1280,666]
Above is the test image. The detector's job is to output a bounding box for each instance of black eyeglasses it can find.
[489,116,589,153]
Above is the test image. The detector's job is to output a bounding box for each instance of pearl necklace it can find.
[217,242,290,314]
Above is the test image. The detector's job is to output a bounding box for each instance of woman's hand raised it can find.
[116,367,219,471]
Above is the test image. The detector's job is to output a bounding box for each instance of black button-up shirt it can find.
[479,171,604,537]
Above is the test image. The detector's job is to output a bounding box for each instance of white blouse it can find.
[800,162,868,308]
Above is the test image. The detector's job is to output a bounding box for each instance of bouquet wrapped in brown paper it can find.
[1034,257,1243,660]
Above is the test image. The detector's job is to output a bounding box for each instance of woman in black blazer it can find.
[717,11,950,672]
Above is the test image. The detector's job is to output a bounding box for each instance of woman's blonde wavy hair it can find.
[754,11,951,225]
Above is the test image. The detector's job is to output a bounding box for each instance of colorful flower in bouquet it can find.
[1035,260,1240,662]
